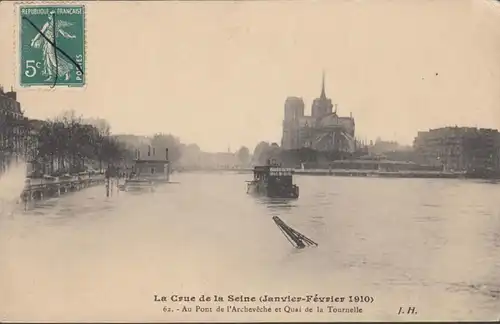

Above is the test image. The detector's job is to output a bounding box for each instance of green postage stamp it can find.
[19,5,86,87]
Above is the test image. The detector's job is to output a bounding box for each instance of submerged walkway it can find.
[22,174,106,202]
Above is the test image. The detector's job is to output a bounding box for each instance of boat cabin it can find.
[129,146,170,180]
[132,159,169,179]
[269,167,293,177]
[253,166,294,186]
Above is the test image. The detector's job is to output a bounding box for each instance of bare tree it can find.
[236,146,250,166]
[33,113,131,176]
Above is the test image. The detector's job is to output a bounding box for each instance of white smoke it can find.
[0,158,27,215]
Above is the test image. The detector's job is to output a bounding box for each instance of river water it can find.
[1,170,500,322]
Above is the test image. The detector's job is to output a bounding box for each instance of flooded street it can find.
[2,172,500,322]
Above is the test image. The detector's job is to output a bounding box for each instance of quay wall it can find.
[178,168,476,179]
[293,169,467,179]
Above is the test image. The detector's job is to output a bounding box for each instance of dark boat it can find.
[246,160,299,199]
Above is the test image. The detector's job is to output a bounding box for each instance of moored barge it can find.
[246,160,299,199]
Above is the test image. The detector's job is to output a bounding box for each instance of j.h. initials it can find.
[398,306,417,315]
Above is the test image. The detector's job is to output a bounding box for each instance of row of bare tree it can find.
[31,111,133,176]
[27,110,256,176]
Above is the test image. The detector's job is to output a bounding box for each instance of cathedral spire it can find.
[320,70,326,99]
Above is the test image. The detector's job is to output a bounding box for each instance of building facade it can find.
[413,127,500,171]
[281,74,356,152]
[0,86,29,171]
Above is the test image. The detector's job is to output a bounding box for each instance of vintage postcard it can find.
[1,0,500,322]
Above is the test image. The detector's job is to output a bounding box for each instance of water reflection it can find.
[260,198,297,213]
[122,189,153,196]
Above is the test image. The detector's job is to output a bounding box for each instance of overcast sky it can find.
[1,0,499,152]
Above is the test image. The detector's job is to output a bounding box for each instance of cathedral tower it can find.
[281,97,305,150]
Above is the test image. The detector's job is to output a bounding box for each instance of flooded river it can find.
[1,169,500,322]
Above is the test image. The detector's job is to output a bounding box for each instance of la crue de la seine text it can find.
[154,294,374,303]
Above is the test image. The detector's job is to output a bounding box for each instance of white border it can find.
[14,1,88,91]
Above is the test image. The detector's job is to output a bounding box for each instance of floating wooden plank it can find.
[272,216,318,249]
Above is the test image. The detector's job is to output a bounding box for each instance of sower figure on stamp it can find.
[30,11,76,82]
